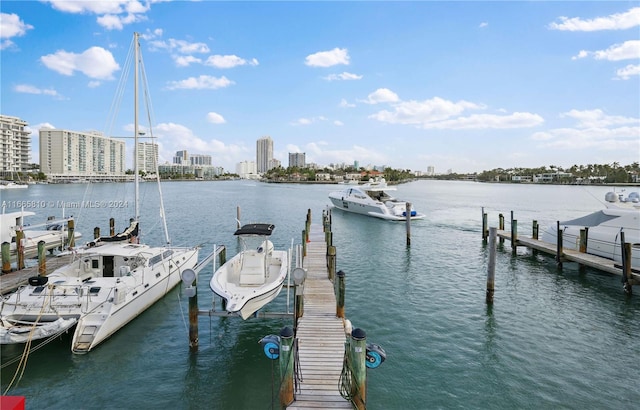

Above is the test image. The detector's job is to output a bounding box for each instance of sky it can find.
[1,1,639,174]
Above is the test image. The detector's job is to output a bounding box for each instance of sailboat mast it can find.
[133,32,140,222]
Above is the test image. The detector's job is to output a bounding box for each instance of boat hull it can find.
[329,194,425,221]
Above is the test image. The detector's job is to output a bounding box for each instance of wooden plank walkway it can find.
[497,230,640,282]
[0,254,76,295]
[288,223,351,409]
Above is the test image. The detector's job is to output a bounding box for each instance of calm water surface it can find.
[1,180,639,409]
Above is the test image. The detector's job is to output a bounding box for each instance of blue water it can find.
[1,180,639,409]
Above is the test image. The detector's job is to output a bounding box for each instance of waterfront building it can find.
[0,115,30,179]
[190,154,212,166]
[173,150,189,165]
[39,128,126,182]
[137,142,158,174]
[288,152,306,168]
[236,160,258,179]
[256,136,273,173]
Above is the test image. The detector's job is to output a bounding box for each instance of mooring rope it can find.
[338,340,364,408]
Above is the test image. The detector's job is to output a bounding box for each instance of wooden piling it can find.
[482,208,488,241]
[532,220,539,240]
[499,213,505,244]
[327,245,336,280]
[350,328,367,410]
[486,227,497,304]
[188,277,198,352]
[336,270,345,318]
[556,221,563,269]
[579,229,587,253]
[37,241,46,276]
[1,242,10,274]
[16,230,25,270]
[295,285,304,324]
[511,219,518,255]
[279,326,295,407]
[109,217,115,236]
[219,248,227,311]
[94,227,100,239]
[406,202,412,246]
[302,230,307,257]
[622,242,633,295]
[67,219,75,248]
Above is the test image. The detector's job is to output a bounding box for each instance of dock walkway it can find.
[497,230,640,282]
[288,223,351,409]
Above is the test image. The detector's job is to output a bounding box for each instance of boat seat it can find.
[239,253,266,285]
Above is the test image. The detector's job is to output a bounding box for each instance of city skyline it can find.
[1,2,638,174]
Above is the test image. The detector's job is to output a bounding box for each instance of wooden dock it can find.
[288,223,351,409]
[496,230,640,283]
[0,254,76,295]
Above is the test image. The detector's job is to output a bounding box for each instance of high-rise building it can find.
[173,150,188,165]
[190,154,212,166]
[288,152,306,168]
[236,160,257,179]
[256,136,273,173]
[39,129,125,178]
[0,115,31,178]
[137,142,158,174]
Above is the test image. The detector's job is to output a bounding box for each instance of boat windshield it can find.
[560,211,619,227]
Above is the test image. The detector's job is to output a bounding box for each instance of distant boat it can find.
[329,177,426,221]
[0,32,199,353]
[0,210,82,260]
[0,182,28,190]
[338,179,359,185]
[209,223,289,319]
[540,191,639,271]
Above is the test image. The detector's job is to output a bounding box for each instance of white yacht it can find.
[328,177,425,221]
[0,33,199,353]
[540,191,639,270]
[209,223,289,319]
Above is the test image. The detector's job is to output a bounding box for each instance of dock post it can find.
[556,221,563,269]
[350,328,367,410]
[482,208,488,241]
[620,233,632,295]
[109,217,115,236]
[486,227,497,303]
[16,230,25,270]
[405,202,411,246]
[295,284,304,325]
[325,230,332,249]
[1,242,10,274]
[189,278,198,352]
[67,219,75,248]
[306,209,311,242]
[219,247,227,311]
[237,206,241,229]
[279,326,295,407]
[302,230,307,256]
[532,220,539,240]
[38,240,46,276]
[327,246,336,280]
[510,218,518,255]
[94,227,100,239]
[336,270,345,318]
[579,229,587,253]
[498,213,505,244]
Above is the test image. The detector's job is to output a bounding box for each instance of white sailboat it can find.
[0,33,199,353]
[209,223,289,319]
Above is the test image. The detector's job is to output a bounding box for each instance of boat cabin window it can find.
[33,286,45,294]
[89,287,101,294]
[92,260,99,269]
[149,254,163,266]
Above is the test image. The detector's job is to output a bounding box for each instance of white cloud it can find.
[560,109,639,128]
[573,40,640,61]
[369,96,481,123]
[149,38,210,54]
[532,109,640,151]
[0,13,34,49]
[45,0,151,30]
[88,81,101,88]
[549,7,640,31]
[166,75,234,90]
[174,55,202,67]
[324,72,362,81]
[205,54,259,68]
[339,99,356,108]
[479,22,488,28]
[361,88,400,104]
[207,112,226,124]
[14,84,60,97]
[40,46,120,80]
[334,120,344,126]
[305,47,350,67]
[616,64,640,80]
